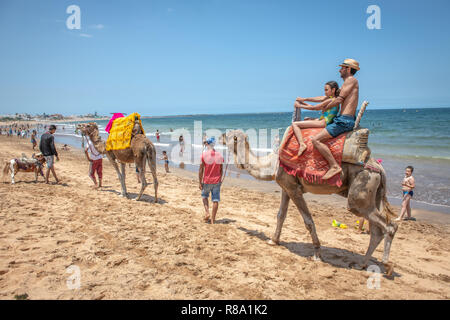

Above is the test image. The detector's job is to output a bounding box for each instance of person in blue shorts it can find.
[396,166,416,221]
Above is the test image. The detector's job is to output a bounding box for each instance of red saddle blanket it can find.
[279,127,346,187]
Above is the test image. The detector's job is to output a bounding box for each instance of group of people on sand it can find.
[2,58,417,224]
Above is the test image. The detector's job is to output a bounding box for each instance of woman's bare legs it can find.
[292,118,327,156]
[292,122,308,156]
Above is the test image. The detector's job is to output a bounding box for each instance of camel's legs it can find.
[120,162,127,197]
[288,189,322,260]
[268,190,290,245]
[362,223,383,267]
[136,157,148,201]
[276,168,321,260]
[106,153,127,197]
[348,170,397,274]
[10,160,15,184]
[147,146,158,203]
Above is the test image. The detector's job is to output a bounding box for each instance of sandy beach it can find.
[0,135,449,300]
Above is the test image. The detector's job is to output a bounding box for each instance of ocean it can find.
[49,107,450,212]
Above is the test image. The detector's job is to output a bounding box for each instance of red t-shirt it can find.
[201,149,224,184]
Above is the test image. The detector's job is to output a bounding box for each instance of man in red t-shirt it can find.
[199,137,224,224]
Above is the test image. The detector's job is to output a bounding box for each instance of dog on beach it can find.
[2,153,46,184]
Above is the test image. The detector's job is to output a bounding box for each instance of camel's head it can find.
[222,130,249,169]
[75,122,99,137]
[75,122,104,152]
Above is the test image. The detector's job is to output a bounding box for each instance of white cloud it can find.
[90,24,105,29]
[80,33,93,38]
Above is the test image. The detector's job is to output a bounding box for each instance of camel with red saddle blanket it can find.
[221,103,398,276]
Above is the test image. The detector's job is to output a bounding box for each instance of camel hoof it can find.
[384,262,394,277]
[267,239,279,246]
[312,254,322,262]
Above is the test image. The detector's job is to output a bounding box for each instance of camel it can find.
[222,129,398,275]
[76,119,158,202]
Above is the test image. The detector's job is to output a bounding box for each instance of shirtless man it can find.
[299,59,360,180]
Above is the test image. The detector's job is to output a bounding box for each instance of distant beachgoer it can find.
[39,125,60,184]
[31,130,37,150]
[357,218,370,234]
[179,135,185,155]
[287,81,340,156]
[161,151,169,173]
[199,137,224,224]
[272,134,280,153]
[84,136,102,189]
[156,130,160,142]
[202,133,208,150]
[396,166,416,221]
[62,144,70,151]
[136,166,141,184]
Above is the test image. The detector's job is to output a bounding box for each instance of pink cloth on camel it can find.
[105,113,124,133]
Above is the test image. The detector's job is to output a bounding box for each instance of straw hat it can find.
[339,58,360,71]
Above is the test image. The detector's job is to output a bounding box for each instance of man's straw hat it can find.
[339,58,360,71]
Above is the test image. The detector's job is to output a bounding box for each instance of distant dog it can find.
[2,153,46,184]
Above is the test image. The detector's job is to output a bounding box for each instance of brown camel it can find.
[76,120,158,202]
[222,129,398,275]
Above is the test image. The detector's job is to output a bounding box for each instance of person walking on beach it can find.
[31,130,37,150]
[396,166,416,221]
[84,135,103,189]
[297,59,360,180]
[156,130,160,142]
[39,125,60,184]
[198,137,224,224]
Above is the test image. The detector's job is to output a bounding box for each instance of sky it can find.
[0,0,450,116]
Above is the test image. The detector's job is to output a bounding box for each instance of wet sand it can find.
[0,135,449,299]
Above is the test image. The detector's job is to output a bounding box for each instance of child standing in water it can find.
[161,151,169,173]
[396,166,416,221]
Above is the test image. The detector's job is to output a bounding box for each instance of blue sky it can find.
[1,0,449,116]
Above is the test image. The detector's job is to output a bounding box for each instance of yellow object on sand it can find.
[106,113,145,151]
[332,219,348,229]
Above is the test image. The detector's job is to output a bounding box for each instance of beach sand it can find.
[0,135,449,299]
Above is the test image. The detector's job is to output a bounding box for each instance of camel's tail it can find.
[379,164,397,224]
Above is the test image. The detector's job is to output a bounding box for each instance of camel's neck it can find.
[234,141,278,181]
[86,131,106,154]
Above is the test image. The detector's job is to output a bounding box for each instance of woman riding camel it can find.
[285,81,340,156]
